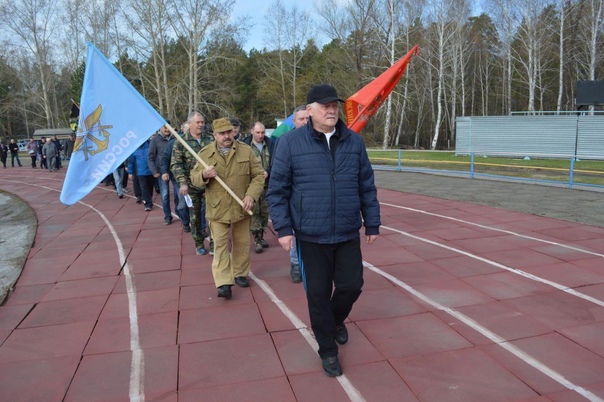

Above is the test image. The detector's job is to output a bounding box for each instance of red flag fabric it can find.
[345,45,420,133]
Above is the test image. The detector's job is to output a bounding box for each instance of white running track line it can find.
[249,272,367,402]
[85,184,367,400]
[80,200,145,402]
[7,177,603,399]
[363,260,604,402]
[381,224,604,308]
[1,178,365,401]
[380,202,604,258]
[0,180,145,402]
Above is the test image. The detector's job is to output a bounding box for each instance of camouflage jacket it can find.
[170,131,214,193]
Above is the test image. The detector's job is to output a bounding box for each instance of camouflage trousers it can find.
[251,190,269,233]
[189,191,207,249]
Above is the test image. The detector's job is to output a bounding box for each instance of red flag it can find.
[345,45,420,133]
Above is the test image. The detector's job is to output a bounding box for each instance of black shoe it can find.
[290,263,301,283]
[254,241,263,254]
[321,356,343,377]
[183,224,191,233]
[145,205,152,211]
[235,276,250,288]
[335,324,348,345]
[217,285,232,299]
[136,198,142,204]
[118,194,124,199]
[164,217,173,225]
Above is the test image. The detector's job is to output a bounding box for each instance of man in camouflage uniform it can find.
[171,111,214,255]
[242,121,272,253]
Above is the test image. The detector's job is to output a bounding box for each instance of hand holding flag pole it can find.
[164,125,253,216]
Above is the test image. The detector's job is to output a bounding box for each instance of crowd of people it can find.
[0,135,75,170]
[2,84,382,378]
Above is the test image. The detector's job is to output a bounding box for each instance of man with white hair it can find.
[267,84,381,377]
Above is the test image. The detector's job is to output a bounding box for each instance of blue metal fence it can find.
[370,150,604,191]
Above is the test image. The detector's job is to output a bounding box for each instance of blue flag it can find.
[60,43,165,205]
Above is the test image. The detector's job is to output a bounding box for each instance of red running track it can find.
[1,166,604,401]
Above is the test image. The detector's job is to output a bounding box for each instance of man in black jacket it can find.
[8,139,22,167]
[149,123,175,225]
[267,84,381,377]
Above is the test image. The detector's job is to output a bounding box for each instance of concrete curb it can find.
[0,190,37,304]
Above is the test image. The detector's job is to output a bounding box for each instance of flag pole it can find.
[165,124,253,216]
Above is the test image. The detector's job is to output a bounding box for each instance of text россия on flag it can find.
[60,43,166,205]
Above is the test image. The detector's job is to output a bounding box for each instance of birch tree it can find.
[262,0,312,116]
[575,0,604,84]
[427,0,469,149]
[167,0,234,113]
[0,0,59,127]
[486,0,520,114]
[123,0,173,116]
[316,0,381,92]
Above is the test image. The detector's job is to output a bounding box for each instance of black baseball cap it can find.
[306,84,345,105]
[229,118,240,126]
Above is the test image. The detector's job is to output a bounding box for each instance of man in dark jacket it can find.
[161,131,190,232]
[8,139,22,167]
[149,123,174,224]
[267,84,381,377]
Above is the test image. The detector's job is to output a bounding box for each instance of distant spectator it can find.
[26,139,38,168]
[51,135,62,170]
[0,142,8,168]
[64,135,75,160]
[38,137,47,169]
[42,138,57,172]
[8,139,22,167]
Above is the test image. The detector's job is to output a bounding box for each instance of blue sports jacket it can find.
[127,140,152,176]
[267,118,380,244]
